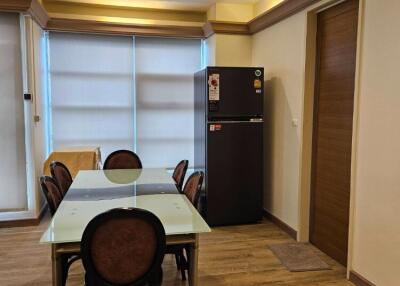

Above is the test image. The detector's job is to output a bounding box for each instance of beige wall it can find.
[207,4,217,22]
[252,11,306,230]
[204,35,217,66]
[251,0,400,284]
[205,34,252,67]
[350,0,400,285]
[215,34,252,66]
[254,0,285,17]
[207,3,254,22]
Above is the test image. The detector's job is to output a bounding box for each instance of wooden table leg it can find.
[51,244,62,286]
[188,234,199,286]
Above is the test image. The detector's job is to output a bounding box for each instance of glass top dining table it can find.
[40,168,211,244]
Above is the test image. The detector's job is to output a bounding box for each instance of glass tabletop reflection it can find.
[71,168,174,188]
[40,168,211,244]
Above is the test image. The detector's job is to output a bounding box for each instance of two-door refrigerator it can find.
[194,67,264,226]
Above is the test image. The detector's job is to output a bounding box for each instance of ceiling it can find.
[45,0,259,11]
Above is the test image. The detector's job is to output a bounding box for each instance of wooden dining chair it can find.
[81,208,165,286]
[50,161,73,198]
[172,160,189,192]
[103,150,143,170]
[40,176,63,216]
[167,171,204,281]
[182,171,204,208]
[40,176,79,286]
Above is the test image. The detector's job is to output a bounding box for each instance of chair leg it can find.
[84,273,89,286]
[179,251,187,281]
[62,254,81,286]
[175,253,181,270]
[149,267,163,286]
[184,245,190,269]
[61,255,68,286]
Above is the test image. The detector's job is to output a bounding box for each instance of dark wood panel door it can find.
[310,0,359,266]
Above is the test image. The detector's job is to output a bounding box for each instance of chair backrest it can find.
[103,150,142,170]
[50,161,73,197]
[172,160,189,192]
[81,208,166,286]
[182,171,204,208]
[40,176,63,216]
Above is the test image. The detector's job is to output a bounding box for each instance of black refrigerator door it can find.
[207,67,264,118]
[206,121,263,226]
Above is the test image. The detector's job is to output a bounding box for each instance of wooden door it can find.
[310,0,359,266]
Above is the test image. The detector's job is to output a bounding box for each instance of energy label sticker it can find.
[208,74,220,101]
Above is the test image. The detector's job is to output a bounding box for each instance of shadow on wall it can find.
[263,78,275,213]
[263,77,300,219]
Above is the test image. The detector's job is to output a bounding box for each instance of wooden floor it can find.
[0,214,354,286]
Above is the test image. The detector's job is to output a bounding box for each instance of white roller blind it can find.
[48,33,134,158]
[135,37,201,168]
[0,13,27,210]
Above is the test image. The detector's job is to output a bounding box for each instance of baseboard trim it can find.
[0,204,47,228]
[349,271,376,286]
[263,209,297,240]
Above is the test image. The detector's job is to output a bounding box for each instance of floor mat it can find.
[269,243,331,272]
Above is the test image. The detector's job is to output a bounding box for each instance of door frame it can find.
[297,0,365,274]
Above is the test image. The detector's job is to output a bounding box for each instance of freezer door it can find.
[206,121,263,226]
[207,67,264,118]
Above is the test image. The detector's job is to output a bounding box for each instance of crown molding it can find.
[203,21,250,37]
[47,17,204,38]
[0,0,32,12]
[203,0,322,38]
[1,0,323,39]
[249,0,321,34]
[0,0,202,38]
[28,0,50,27]
[43,0,206,23]
[0,0,49,27]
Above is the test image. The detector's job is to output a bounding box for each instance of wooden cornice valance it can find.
[0,0,49,27]
[47,18,204,38]
[0,0,33,12]
[28,0,49,28]
[0,0,322,38]
[0,0,203,38]
[203,21,249,38]
[248,0,321,34]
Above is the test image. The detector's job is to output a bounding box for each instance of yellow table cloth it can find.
[43,146,101,178]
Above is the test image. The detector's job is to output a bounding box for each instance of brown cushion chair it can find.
[81,208,166,286]
[40,176,62,216]
[182,171,204,208]
[50,161,73,198]
[166,171,204,281]
[40,176,79,286]
[103,150,142,170]
[172,160,189,192]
